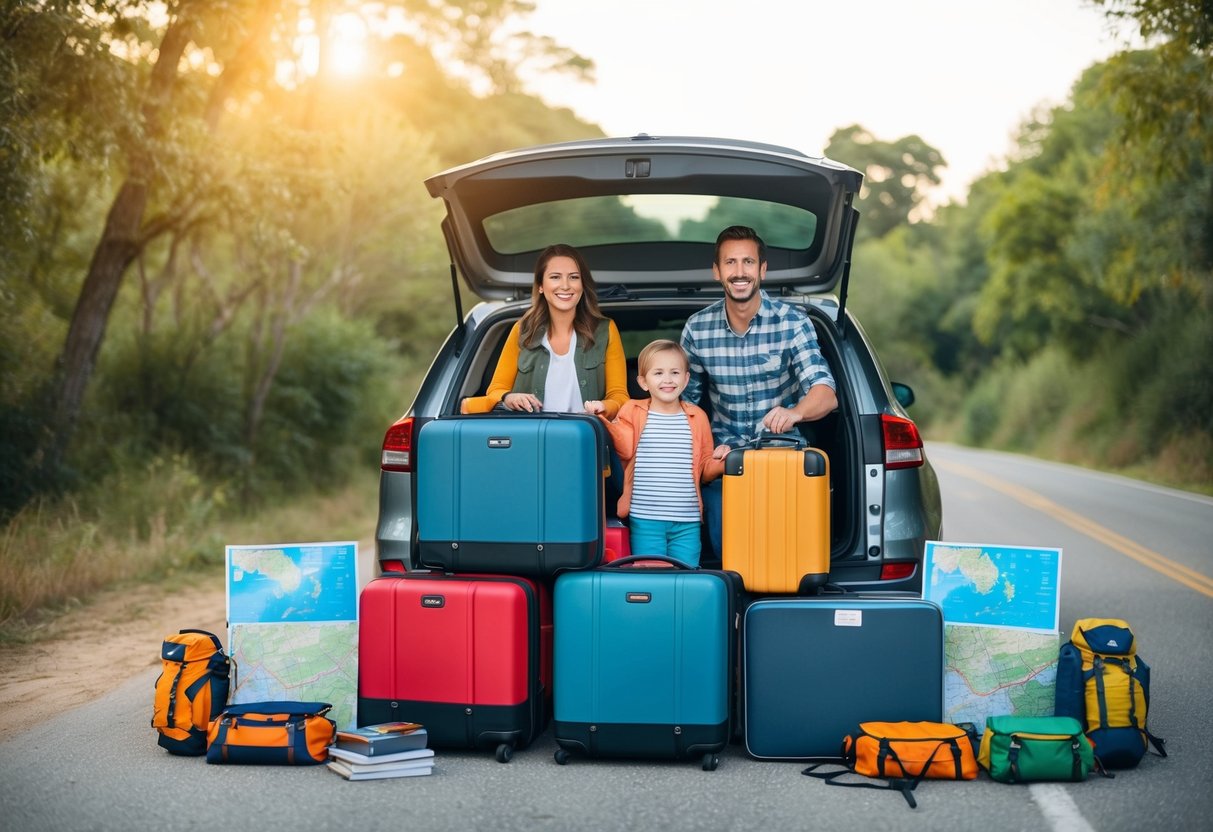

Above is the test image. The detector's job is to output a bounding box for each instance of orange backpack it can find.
[151,629,233,756]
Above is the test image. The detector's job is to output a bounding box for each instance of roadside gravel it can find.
[0,572,227,743]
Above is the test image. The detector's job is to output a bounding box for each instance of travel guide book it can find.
[327,759,433,781]
[327,747,435,767]
[333,722,427,756]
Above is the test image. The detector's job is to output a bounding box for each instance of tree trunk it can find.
[38,7,202,477]
[44,180,149,469]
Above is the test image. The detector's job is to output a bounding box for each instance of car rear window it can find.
[482,195,818,255]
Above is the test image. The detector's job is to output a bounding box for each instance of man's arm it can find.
[761,312,837,433]
[762,384,838,434]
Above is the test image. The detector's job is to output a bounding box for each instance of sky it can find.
[518,0,1135,204]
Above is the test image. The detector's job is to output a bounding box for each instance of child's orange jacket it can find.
[599,399,724,519]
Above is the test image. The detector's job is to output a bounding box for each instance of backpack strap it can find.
[213,716,233,762]
[803,764,920,809]
[1008,736,1024,783]
[165,662,186,726]
[1101,655,1142,729]
[803,739,954,810]
[1091,656,1110,730]
[1007,734,1077,782]
[184,672,212,702]
[178,629,224,651]
[1146,730,1168,757]
[1125,656,1166,757]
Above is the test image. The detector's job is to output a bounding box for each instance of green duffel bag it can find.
[978,716,1100,783]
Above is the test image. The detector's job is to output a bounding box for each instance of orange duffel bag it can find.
[206,701,335,765]
[804,721,980,809]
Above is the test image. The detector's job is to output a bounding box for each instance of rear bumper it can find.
[374,470,415,569]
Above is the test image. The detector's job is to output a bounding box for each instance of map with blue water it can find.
[923,541,1061,633]
[226,541,360,729]
[226,542,358,624]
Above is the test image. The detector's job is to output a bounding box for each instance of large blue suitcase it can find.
[552,557,742,771]
[416,413,607,579]
[743,597,944,760]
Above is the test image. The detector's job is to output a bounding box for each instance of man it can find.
[680,225,838,558]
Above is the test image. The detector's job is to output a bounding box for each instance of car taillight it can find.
[381,416,414,472]
[880,561,917,581]
[881,413,924,469]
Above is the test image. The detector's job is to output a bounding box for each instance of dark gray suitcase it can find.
[743,597,944,760]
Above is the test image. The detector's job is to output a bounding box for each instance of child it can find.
[595,340,723,565]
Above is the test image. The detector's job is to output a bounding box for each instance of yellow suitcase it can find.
[721,443,829,593]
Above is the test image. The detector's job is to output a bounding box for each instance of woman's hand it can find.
[583,400,606,415]
[504,392,542,412]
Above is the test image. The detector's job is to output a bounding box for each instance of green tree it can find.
[35,0,272,479]
[1092,1,1213,286]
[1091,0,1213,174]
[825,125,945,240]
[18,0,595,493]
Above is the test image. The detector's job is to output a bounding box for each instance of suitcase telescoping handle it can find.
[603,554,696,570]
[742,429,807,449]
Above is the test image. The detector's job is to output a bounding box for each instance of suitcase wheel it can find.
[495,743,514,764]
[554,748,570,765]
[701,753,719,772]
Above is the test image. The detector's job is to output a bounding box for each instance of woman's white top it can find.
[541,331,582,413]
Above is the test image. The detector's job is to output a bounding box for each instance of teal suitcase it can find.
[416,413,608,578]
[552,557,742,770]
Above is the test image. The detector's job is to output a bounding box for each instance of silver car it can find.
[376,135,942,592]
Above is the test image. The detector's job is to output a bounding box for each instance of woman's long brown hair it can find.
[517,243,606,349]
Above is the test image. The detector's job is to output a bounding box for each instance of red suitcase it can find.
[358,572,551,762]
[604,520,631,562]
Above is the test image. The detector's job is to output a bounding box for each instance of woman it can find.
[462,243,629,418]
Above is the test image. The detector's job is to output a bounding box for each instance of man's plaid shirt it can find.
[680,292,835,449]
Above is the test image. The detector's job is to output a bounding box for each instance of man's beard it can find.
[724,275,758,303]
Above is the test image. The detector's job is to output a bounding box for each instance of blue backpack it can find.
[1055,618,1166,769]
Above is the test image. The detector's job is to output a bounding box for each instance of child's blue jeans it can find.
[628,517,702,566]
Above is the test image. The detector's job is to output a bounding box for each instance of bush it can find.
[87,309,403,500]
[249,311,399,495]
[1126,311,1213,445]
[990,348,1082,452]
[959,368,1009,447]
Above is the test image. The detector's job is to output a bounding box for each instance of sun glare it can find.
[276,12,369,87]
[328,13,369,78]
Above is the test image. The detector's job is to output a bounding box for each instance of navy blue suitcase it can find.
[416,413,608,579]
[552,557,743,770]
[743,597,944,760]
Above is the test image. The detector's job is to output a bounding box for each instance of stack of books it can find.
[327,721,434,780]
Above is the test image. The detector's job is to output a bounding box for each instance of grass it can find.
[0,460,380,645]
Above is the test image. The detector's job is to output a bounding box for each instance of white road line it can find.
[1030,783,1097,832]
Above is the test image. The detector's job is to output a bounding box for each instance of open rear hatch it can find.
[424,135,863,309]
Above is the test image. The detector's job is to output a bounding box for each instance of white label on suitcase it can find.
[834,609,863,627]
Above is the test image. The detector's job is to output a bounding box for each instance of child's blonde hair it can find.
[636,339,688,376]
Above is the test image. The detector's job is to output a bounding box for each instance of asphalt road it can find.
[1,442,1210,832]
